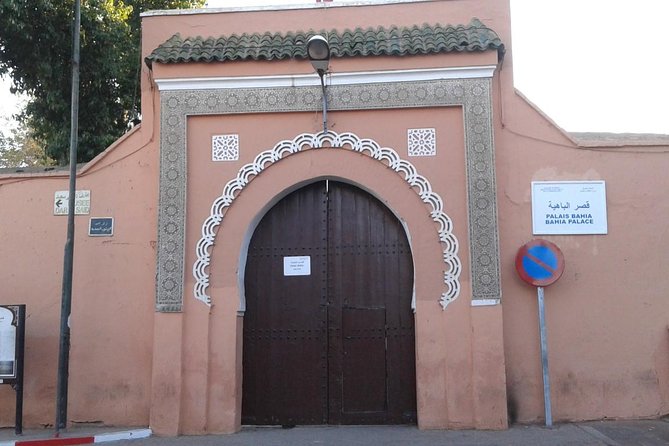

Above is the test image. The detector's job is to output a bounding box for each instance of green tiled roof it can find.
[145,18,504,67]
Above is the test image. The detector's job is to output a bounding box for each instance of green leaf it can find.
[0,0,205,165]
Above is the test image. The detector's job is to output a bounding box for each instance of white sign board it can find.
[532,181,608,235]
[54,190,91,215]
[0,307,16,378]
[283,256,311,276]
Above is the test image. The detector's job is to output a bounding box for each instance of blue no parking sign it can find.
[514,238,565,428]
[515,239,565,287]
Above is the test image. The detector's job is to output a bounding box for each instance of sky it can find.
[1,0,668,135]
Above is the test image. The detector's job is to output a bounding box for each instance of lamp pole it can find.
[56,0,81,433]
[318,71,328,134]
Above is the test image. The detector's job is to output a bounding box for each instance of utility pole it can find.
[56,0,81,433]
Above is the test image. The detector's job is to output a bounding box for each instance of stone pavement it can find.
[2,419,669,446]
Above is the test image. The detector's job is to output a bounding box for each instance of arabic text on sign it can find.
[54,190,91,215]
[89,218,114,236]
[532,181,607,235]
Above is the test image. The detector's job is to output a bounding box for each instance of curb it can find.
[0,429,152,446]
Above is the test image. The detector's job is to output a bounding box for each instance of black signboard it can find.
[0,304,26,434]
[89,217,114,236]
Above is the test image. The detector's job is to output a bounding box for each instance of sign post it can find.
[0,304,26,435]
[515,239,565,428]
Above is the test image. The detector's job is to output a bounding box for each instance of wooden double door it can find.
[242,181,416,425]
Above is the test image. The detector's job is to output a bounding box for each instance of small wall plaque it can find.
[89,217,114,237]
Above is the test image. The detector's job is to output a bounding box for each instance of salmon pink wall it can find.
[495,92,669,423]
[140,0,669,427]
[1,0,667,434]
[0,127,157,428]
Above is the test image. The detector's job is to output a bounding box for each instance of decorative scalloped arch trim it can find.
[193,131,461,309]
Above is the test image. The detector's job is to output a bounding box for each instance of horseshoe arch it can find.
[193,130,461,309]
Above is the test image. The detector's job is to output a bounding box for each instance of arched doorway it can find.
[242,180,416,425]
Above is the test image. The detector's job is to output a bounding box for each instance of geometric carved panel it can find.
[212,134,239,161]
[408,128,436,156]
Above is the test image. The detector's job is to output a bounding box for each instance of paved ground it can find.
[2,419,669,446]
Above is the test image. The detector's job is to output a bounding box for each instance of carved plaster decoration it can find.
[212,134,239,161]
[193,131,461,310]
[408,128,436,157]
[156,77,501,312]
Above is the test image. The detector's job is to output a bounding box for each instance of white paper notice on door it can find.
[283,256,311,276]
